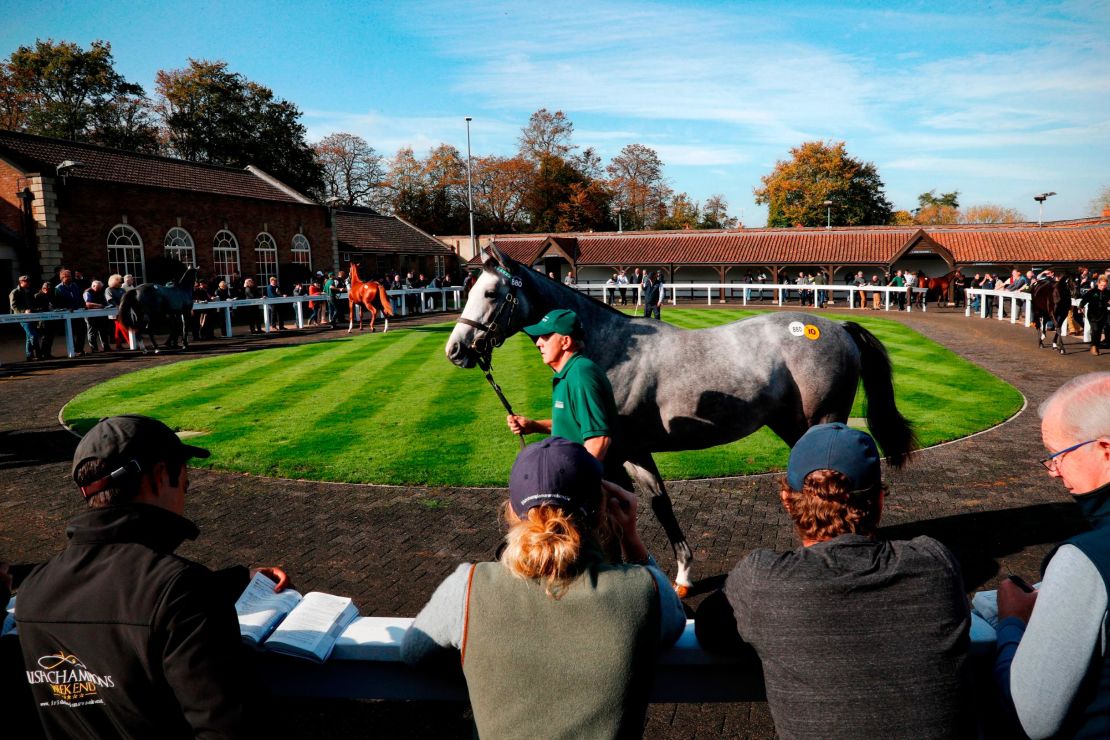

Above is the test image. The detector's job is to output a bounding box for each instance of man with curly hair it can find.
[695,423,972,739]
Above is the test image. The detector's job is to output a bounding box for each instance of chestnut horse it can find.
[922,270,960,307]
[347,263,394,333]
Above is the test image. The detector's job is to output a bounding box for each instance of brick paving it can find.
[1,305,1106,738]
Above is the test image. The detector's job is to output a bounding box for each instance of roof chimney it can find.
[1103,207,1110,218]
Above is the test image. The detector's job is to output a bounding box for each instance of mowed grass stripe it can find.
[64,310,1023,486]
[140,339,374,423]
[219,331,441,481]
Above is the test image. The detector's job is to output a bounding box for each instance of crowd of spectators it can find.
[7,265,466,358]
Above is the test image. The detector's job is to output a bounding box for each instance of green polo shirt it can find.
[551,353,617,444]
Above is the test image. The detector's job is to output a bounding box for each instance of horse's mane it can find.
[484,258,629,319]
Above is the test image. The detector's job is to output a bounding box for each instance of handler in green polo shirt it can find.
[506,308,619,462]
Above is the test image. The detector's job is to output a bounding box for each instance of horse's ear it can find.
[489,240,508,268]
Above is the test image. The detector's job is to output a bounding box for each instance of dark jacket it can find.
[9,286,34,313]
[16,504,251,739]
[1081,287,1110,322]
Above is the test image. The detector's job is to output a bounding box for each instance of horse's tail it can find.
[374,283,394,316]
[117,289,143,331]
[842,321,918,468]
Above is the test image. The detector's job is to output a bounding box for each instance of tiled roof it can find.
[0,129,313,204]
[472,219,1110,266]
[335,208,456,256]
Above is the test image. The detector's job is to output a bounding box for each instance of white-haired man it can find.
[995,372,1110,738]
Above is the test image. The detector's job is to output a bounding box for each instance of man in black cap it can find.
[16,415,290,739]
[695,423,971,739]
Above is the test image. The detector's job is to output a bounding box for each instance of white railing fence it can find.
[0,288,464,362]
[579,283,928,312]
[962,289,1094,340]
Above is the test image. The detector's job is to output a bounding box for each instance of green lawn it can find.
[62,309,1023,486]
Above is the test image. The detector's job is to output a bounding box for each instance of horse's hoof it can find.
[673,583,690,599]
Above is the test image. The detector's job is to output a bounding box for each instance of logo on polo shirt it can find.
[27,651,114,707]
[555,401,565,409]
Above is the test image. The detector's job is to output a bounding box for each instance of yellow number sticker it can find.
[804,324,820,340]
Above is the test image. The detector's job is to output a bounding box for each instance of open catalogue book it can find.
[234,572,360,662]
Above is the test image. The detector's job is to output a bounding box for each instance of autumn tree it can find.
[960,204,1025,224]
[1091,185,1110,216]
[556,181,614,232]
[607,143,672,230]
[2,39,159,151]
[890,210,916,226]
[518,108,576,161]
[754,141,892,227]
[700,194,738,229]
[913,189,961,224]
[156,59,322,195]
[384,144,468,234]
[654,193,700,230]
[471,154,533,232]
[314,132,385,208]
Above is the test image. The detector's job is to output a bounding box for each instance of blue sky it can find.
[4,0,1109,223]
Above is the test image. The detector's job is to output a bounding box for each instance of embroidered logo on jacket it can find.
[26,652,114,707]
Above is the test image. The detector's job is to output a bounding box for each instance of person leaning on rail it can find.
[15,415,292,739]
[1079,274,1109,356]
[401,437,685,739]
[987,372,1110,738]
[694,422,972,740]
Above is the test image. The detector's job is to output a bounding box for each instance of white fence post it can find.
[64,317,75,358]
[263,303,272,332]
[224,307,233,337]
[295,301,304,329]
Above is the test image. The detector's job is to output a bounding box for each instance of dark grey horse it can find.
[118,267,196,353]
[446,246,916,592]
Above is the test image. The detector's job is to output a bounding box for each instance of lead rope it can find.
[476,352,526,450]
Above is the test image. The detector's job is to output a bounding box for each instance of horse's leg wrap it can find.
[650,493,693,593]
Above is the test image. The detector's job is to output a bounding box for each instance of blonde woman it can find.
[402,437,685,738]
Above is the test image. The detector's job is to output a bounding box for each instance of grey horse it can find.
[446,246,916,593]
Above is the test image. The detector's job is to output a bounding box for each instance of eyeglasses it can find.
[1039,439,1097,472]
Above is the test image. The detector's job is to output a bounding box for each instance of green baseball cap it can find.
[522,309,581,338]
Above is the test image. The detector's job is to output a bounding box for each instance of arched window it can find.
[164,227,196,266]
[291,234,311,269]
[213,230,240,282]
[107,224,145,282]
[255,232,279,283]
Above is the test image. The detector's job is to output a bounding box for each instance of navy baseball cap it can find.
[786,423,881,491]
[522,309,581,338]
[509,437,602,519]
[72,415,209,496]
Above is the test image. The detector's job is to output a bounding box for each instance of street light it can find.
[1033,191,1056,226]
[464,117,476,260]
[823,200,833,230]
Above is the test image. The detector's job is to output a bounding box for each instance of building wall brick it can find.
[51,181,333,281]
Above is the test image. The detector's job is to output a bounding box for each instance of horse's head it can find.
[446,243,535,368]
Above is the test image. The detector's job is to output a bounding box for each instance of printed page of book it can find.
[235,572,302,645]
[265,592,359,662]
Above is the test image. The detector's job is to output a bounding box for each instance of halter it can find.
[457,266,523,359]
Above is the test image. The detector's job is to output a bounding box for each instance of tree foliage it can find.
[384,144,469,234]
[607,143,672,230]
[314,132,385,208]
[960,204,1025,224]
[518,108,576,161]
[700,194,738,229]
[914,204,960,225]
[2,39,159,151]
[470,154,533,233]
[1091,185,1110,216]
[156,59,321,195]
[753,141,893,227]
[917,189,960,210]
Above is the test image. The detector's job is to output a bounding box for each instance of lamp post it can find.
[823,200,833,230]
[465,117,476,259]
[1033,192,1056,226]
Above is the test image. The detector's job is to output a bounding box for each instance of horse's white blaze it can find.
[446,271,502,362]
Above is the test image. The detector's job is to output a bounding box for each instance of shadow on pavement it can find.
[0,428,78,470]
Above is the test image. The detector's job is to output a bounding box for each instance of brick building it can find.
[465,217,1110,286]
[0,130,456,299]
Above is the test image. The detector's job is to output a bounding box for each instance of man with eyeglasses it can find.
[994,372,1110,738]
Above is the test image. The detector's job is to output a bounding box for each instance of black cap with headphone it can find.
[72,415,210,499]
